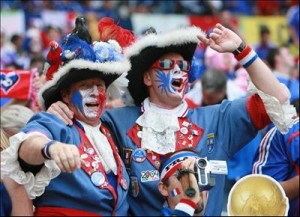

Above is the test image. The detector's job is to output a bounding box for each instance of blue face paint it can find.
[154,69,174,96]
[71,90,84,112]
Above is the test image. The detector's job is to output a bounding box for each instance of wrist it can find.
[233,44,258,68]
[232,41,246,55]
[173,198,198,216]
[41,140,55,159]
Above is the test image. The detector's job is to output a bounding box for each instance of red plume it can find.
[98,17,136,49]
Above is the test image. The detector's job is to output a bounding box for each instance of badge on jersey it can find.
[123,148,133,169]
[130,176,139,197]
[91,171,105,187]
[141,170,159,182]
[207,133,215,153]
[132,148,146,163]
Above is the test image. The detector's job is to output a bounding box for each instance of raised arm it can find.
[198,23,290,104]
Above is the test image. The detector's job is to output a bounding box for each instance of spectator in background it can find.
[254,0,281,15]
[253,25,277,63]
[1,105,35,216]
[185,69,245,108]
[252,99,299,216]
[204,46,238,80]
[266,45,299,103]
[1,104,35,137]
[286,3,299,48]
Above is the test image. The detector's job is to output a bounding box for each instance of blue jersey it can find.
[275,74,299,103]
[21,112,129,216]
[253,118,299,216]
[102,94,270,216]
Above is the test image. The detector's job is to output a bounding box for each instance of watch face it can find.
[233,41,246,55]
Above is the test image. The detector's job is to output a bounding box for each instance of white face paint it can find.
[170,64,189,98]
[80,86,100,118]
[71,85,105,119]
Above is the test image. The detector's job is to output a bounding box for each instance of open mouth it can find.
[85,102,99,111]
[171,78,184,91]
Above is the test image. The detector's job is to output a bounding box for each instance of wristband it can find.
[232,41,246,55]
[41,140,55,159]
[234,45,258,68]
[173,198,198,216]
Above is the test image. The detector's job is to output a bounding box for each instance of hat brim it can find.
[125,26,205,105]
[38,59,130,110]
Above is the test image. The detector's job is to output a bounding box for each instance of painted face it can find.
[147,53,190,108]
[65,78,106,125]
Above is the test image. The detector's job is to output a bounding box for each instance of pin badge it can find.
[81,153,88,159]
[132,148,146,163]
[91,171,105,187]
[137,131,142,138]
[85,147,94,155]
[180,127,188,135]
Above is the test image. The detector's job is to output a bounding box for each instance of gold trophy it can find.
[227,174,289,216]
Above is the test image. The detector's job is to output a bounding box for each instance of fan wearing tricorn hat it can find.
[46,22,295,215]
[1,16,131,216]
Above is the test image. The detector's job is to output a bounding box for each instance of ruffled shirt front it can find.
[136,98,188,155]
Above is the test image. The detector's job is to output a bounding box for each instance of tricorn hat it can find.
[124,26,205,105]
[38,16,130,110]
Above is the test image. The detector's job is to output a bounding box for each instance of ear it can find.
[60,89,70,104]
[144,71,152,87]
[158,181,169,197]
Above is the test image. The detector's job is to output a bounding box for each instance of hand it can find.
[47,101,74,125]
[32,72,46,90]
[198,23,242,53]
[49,141,81,173]
[179,158,202,206]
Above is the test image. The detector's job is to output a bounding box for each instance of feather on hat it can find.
[38,16,130,110]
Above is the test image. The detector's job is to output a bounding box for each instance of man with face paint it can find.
[158,149,208,216]
[46,23,296,216]
[0,18,131,216]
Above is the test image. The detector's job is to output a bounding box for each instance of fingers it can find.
[215,23,225,30]
[197,34,209,45]
[211,27,222,36]
[49,142,80,173]
[47,101,74,126]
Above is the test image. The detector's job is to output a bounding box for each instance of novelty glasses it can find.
[151,59,191,72]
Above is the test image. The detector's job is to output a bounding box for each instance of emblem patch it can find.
[123,148,133,169]
[207,133,215,153]
[130,176,139,197]
[141,170,159,182]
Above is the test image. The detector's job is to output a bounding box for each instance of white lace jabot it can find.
[136,98,188,155]
[78,120,117,175]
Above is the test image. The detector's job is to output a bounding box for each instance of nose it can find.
[173,64,181,73]
[90,85,99,96]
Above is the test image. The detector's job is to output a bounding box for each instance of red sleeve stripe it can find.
[246,94,271,130]
[287,131,299,145]
[252,127,277,174]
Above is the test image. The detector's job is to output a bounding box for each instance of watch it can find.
[232,41,246,55]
